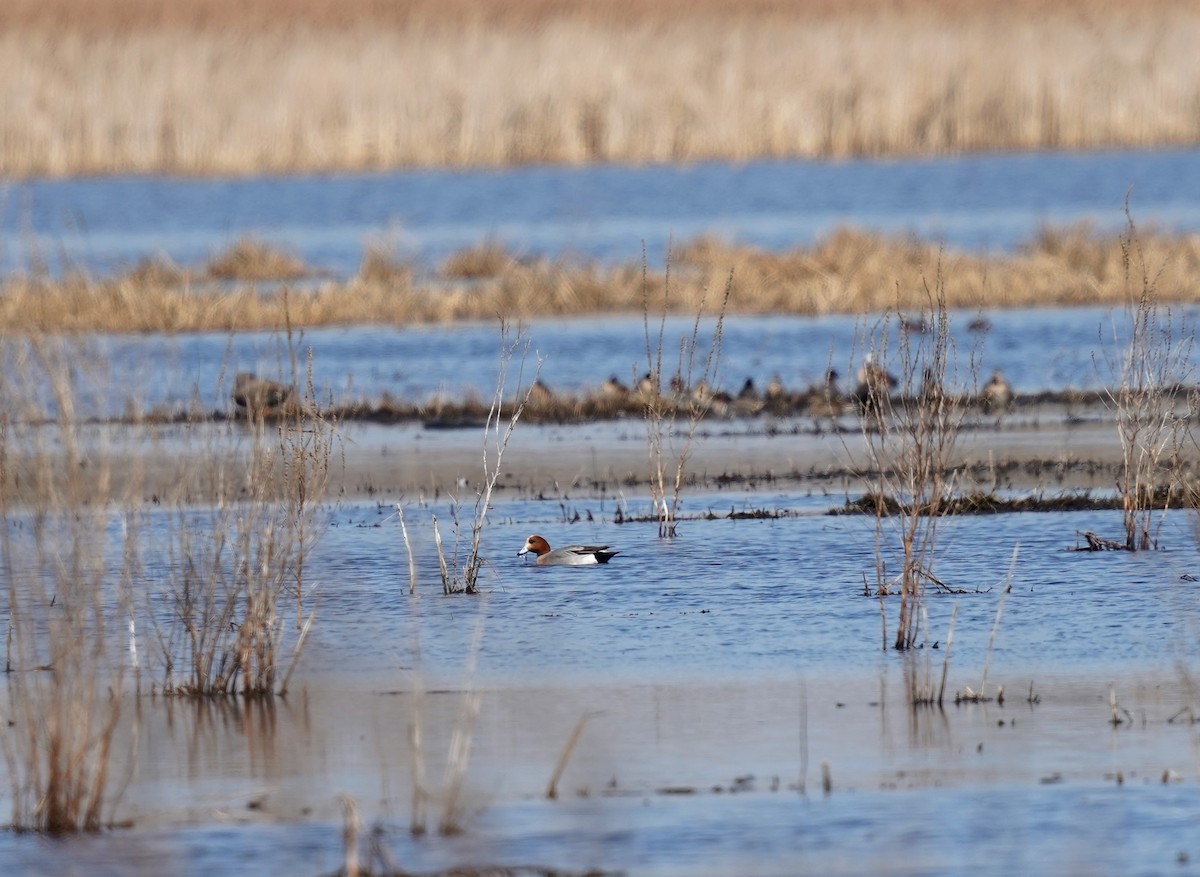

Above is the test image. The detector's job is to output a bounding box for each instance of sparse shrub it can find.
[1095,209,1196,550]
[641,256,732,538]
[855,263,971,649]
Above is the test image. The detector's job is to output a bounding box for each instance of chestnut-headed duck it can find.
[518,534,619,566]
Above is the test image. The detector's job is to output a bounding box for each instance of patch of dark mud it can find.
[832,490,1120,516]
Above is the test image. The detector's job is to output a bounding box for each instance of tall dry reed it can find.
[0,336,135,832]
[3,0,1200,176]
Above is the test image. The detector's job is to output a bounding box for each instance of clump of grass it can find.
[440,241,514,280]
[206,237,312,281]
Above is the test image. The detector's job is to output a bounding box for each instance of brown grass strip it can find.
[4,226,1200,332]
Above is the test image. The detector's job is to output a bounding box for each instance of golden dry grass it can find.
[4,226,1200,333]
[2,0,1199,177]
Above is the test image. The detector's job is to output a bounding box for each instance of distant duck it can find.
[635,371,657,398]
[232,373,292,414]
[805,368,844,419]
[968,315,993,333]
[527,379,555,406]
[765,373,786,401]
[518,534,619,566]
[600,374,629,399]
[982,369,1013,412]
[919,366,942,405]
[901,315,928,334]
[669,372,687,399]
[855,355,897,411]
[691,378,733,415]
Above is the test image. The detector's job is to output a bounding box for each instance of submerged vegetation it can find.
[5,226,1200,334]
[3,0,1200,177]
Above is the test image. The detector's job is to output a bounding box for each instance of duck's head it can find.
[518,535,551,558]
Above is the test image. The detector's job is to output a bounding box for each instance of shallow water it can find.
[5,149,1200,278]
[33,302,1198,421]
[4,494,1200,875]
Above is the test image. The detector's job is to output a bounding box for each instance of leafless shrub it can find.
[855,261,973,650]
[150,332,337,696]
[1094,208,1195,550]
[420,321,541,594]
[641,255,732,538]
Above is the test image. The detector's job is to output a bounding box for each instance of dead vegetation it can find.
[3,0,1200,177]
[6,226,1200,333]
[853,263,972,650]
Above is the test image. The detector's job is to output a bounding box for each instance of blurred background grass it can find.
[4,0,1199,177]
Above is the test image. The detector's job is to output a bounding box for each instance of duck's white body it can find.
[518,535,619,566]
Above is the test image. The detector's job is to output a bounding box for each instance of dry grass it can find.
[2,0,1200,177]
[5,226,1200,333]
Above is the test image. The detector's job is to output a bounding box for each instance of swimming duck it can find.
[518,534,619,566]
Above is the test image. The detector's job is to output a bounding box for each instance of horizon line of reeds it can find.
[3,225,1200,333]
[2,0,1200,177]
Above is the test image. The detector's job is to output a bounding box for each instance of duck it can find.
[600,374,629,399]
[854,354,897,411]
[527,379,555,406]
[982,369,1013,412]
[518,534,619,566]
[232,372,293,414]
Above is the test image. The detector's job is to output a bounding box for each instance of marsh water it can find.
[5,150,1200,875]
[4,501,1200,876]
[5,148,1200,279]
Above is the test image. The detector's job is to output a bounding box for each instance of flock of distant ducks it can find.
[232,362,1014,420]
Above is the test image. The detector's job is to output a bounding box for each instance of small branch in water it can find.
[547,711,596,800]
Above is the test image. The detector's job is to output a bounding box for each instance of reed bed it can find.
[2,0,1200,177]
[5,226,1200,333]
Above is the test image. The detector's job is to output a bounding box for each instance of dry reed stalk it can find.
[546,712,593,800]
[0,335,135,833]
[339,795,361,877]
[394,504,419,594]
[437,611,486,835]
[3,0,1200,176]
[937,602,958,707]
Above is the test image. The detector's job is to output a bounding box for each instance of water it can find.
[4,149,1200,278]
[5,148,1200,873]
[28,303,1194,420]
[4,496,1200,875]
